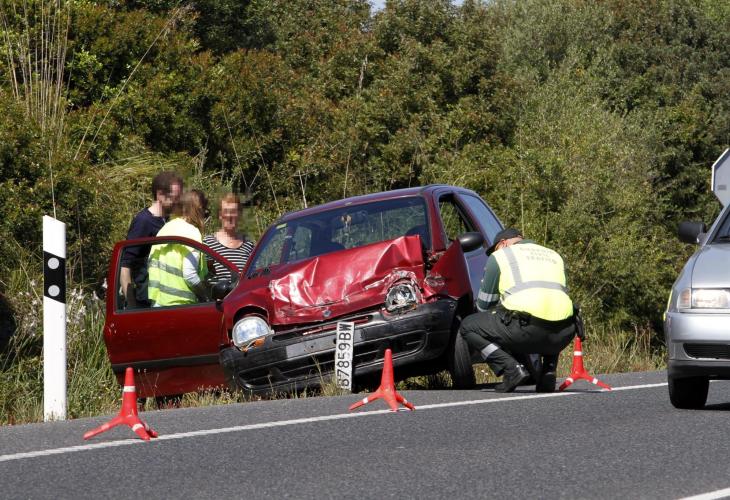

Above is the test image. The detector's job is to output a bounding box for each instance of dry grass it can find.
[401,323,664,391]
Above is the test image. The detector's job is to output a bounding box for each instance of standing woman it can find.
[204,193,255,284]
[148,190,210,306]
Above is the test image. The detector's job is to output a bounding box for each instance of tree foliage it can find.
[1,0,728,333]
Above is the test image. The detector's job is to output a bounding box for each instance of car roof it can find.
[276,184,470,223]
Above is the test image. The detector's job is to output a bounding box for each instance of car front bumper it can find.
[220,299,457,394]
[665,311,730,380]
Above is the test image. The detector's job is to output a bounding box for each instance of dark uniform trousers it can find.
[460,306,576,376]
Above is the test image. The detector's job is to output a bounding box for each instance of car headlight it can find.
[678,288,730,310]
[385,283,418,312]
[232,316,271,349]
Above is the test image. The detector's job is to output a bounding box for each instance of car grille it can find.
[238,331,426,391]
[684,343,730,360]
[272,313,374,341]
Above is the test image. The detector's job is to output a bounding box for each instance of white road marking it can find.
[678,487,730,500]
[0,381,667,464]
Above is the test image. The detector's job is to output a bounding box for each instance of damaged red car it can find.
[104,185,504,397]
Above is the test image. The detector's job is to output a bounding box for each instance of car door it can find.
[104,236,239,397]
[436,191,489,301]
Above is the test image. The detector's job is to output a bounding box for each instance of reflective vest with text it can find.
[493,242,573,321]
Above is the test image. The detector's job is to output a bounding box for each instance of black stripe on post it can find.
[43,251,66,304]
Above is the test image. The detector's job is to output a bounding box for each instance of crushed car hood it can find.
[268,235,426,324]
[691,244,730,287]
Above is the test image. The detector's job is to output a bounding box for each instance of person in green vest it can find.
[148,190,210,306]
[459,228,577,393]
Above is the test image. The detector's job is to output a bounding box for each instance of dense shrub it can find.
[1,0,727,422]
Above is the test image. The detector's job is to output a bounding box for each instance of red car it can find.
[104,185,504,397]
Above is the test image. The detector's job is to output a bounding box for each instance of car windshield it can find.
[249,196,429,273]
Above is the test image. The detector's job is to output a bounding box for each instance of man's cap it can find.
[487,227,523,255]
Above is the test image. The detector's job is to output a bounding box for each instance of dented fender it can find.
[424,241,472,301]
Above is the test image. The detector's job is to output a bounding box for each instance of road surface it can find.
[1,371,729,499]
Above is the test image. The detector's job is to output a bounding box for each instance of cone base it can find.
[348,348,415,412]
[83,367,158,441]
[558,339,612,392]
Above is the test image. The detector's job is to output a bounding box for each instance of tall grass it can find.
[0,261,119,425]
[403,323,665,390]
[0,0,69,142]
[0,277,665,425]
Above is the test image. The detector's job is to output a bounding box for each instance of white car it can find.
[665,150,730,408]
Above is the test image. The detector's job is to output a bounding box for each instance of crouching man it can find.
[459,228,577,393]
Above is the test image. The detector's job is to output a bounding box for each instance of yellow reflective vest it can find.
[148,218,208,306]
[492,242,573,321]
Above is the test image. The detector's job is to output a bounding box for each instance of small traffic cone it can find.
[349,348,415,412]
[558,337,612,391]
[83,367,159,441]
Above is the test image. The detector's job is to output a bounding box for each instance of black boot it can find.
[514,353,542,386]
[536,355,558,393]
[495,364,529,393]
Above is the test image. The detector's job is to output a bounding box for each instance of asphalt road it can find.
[1,370,730,499]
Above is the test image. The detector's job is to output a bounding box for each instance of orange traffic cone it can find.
[558,337,612,391]
[349,348,415,412]
[83,367,159,441]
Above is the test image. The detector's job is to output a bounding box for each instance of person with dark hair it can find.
[148,190,210,306]
[203,193,254,284]
[459,228,577,393]
[120,171,183,308]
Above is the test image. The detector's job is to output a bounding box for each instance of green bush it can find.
[3,0,730,422]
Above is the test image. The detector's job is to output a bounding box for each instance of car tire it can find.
[668,375,709,409]
[448,318,476,389]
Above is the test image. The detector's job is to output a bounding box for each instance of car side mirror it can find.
[678,221,706,244]
[457,232,484,253]
[212,281,234,302]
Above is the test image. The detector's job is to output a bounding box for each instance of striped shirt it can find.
[203,234,255,284]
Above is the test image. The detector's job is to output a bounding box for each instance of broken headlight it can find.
[232,316,271,350]
[385,283,418,313]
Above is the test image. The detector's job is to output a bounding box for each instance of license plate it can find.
[335,321,355,391]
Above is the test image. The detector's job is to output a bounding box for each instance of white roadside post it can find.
[43,215,67,421]
[335,321,355,392]
[711,148,730,207]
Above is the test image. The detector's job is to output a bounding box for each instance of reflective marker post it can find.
[43,215,67,421]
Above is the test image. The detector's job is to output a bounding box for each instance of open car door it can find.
[104,236,239,397]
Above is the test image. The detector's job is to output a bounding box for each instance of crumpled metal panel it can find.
[423,240,472,301]
[268,236,426,324]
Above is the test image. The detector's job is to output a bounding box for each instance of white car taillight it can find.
[677,288,691,310]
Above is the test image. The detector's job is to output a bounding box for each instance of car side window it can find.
[116,241,229,311]
[438,195,473,242]
[460,194,503,243]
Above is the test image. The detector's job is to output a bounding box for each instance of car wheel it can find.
[668,375,709,409]
[448,318,476,389]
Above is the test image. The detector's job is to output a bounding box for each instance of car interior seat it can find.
[310,239,345,257]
